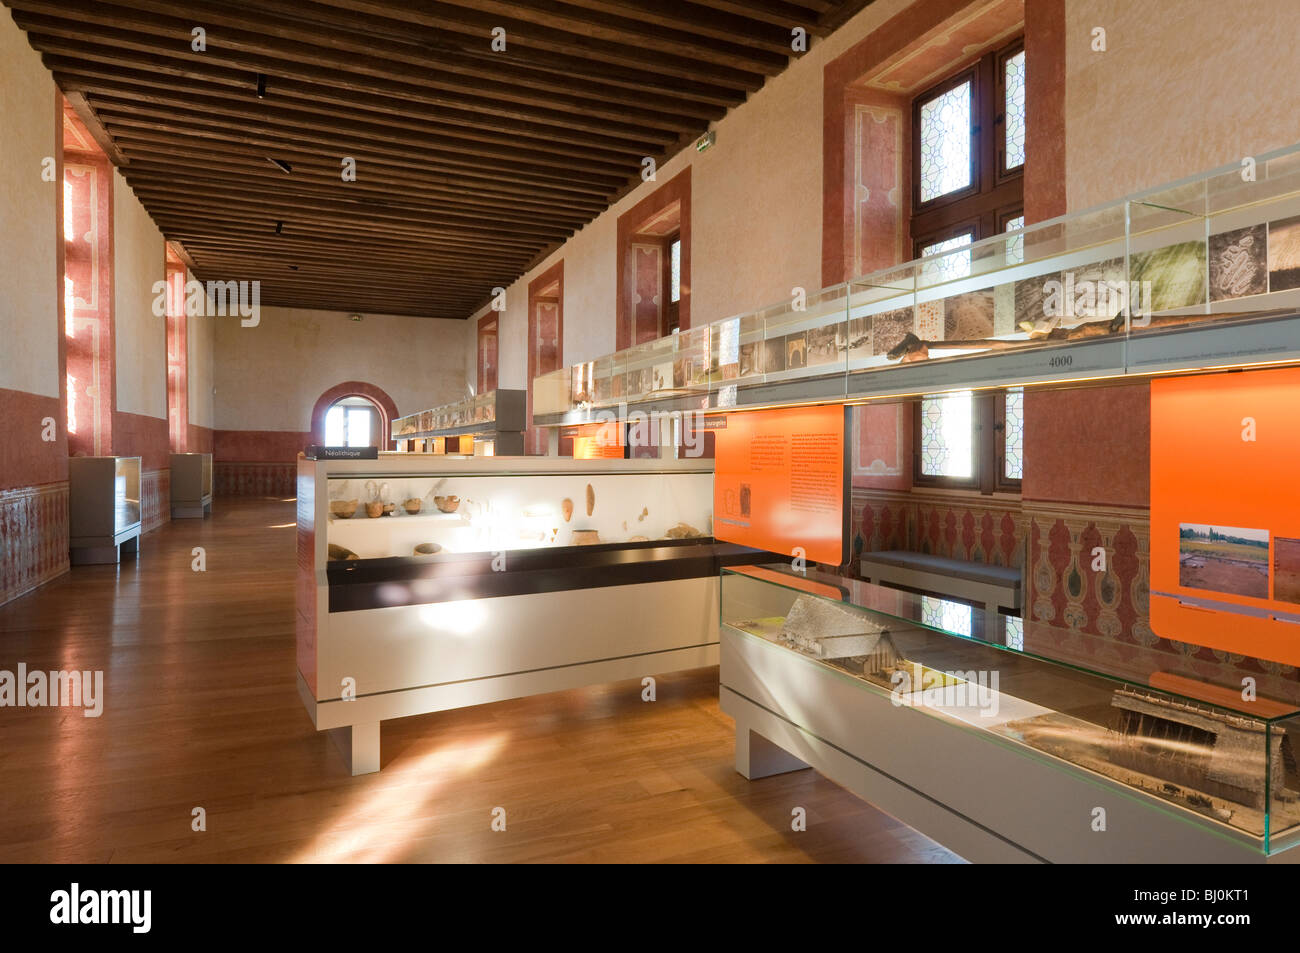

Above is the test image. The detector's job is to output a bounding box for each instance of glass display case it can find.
[721,563,1300,858]
[297,455,752,775]
[324,464,713,561]
[170,452,213,518]
[532,143,1300,424]
[391,389,526,455]
[68,455,142,564]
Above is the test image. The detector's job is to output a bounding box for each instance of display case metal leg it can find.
[350,722,380,775]
[331,722,381,775]
[735,725,809,780]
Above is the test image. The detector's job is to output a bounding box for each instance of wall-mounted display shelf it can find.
[721,564,1300,863]
[170,452,213,519]
[298,454,760,775]
[391,389,526,455]
[69,456,142,565]
[534,144,1300,426]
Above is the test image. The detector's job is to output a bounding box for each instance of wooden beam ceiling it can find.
[6,0,874,318]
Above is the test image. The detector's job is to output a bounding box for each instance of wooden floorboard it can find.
[0,497,961,864]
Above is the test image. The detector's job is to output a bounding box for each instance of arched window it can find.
[324,396,381,448]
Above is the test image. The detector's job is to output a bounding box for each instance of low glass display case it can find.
[721,564,1300,860]
[68,455,142,564]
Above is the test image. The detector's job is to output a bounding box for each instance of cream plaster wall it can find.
[465,0,915,392]
[112,169,167,419]
[0,13,58,399]
[186,267,215,430]
[214,307,468,432]
[1064,0,1300,211]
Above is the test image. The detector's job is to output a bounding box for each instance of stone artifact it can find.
[562,498,574,522]
[413,543,442,556]
[664,522,703,539]
[571,529,601,545]
[638,507,648,522]
[327,543,359,561]
[586,483,595,516]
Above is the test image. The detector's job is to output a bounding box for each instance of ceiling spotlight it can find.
[256,73,267,98]
[274,220,283,234]
[266,157,292,174]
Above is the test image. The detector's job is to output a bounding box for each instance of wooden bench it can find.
[859,551,1022,614]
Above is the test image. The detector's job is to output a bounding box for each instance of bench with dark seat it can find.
[859,550,1022,613]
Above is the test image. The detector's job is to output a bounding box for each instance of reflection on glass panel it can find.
[920,232,972,283]
[1005,214,1025,265]
[1004,615,1024,651]
[920,230,972,282]
[919,80,972,201]
[325,405,345,446]
[1004,387,1024,480]
[1004,50,1026,170]
[347,407,371,447]
[921,390,973,477]
[669,239,681,304]
[921,595,972,637]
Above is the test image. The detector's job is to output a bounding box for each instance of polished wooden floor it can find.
[0,498,960,863]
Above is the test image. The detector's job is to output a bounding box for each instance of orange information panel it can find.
[712,405,848,565]
[1151,367,1300,665]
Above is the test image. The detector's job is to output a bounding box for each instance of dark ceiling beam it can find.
[16,21,704,140]
[99,122,618,200]
[123,170,593,231]
[9,3,728,130]
[106,139,611,214]
[43,54,676,154]
[192,0,751,106]
[297,0,771,89]
[428,0,791,72]
[89,95,638,183]
[549,0,806,53]
[54,69,652,167]
[62,90,128,165]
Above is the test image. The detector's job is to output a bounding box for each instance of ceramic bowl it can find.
[434,495,460,513]
[330,499,359,518]
[413,543,443,556]
[365,501,385,519]
[403,498,422,515]
[571,529,601,546]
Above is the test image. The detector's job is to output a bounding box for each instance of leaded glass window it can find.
[669,238,681,303]
[1003,386,1024,479]
[920,390,974,478]
[1004,50,1026,170]
[918,80,972,202]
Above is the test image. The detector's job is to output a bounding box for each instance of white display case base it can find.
[721,623,1300,864]
[70,528,140,566]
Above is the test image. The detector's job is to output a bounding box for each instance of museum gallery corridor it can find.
[0,498,956,864]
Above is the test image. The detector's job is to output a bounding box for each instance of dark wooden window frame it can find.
[911,37,1025,256]
[913,390,1022,494]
